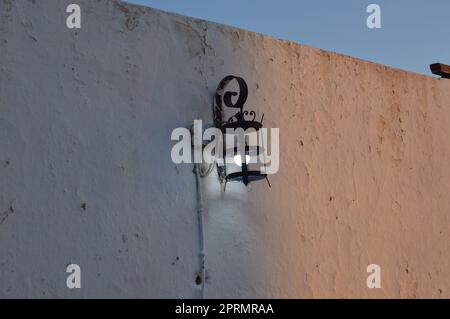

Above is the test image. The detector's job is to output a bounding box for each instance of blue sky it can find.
[125,0,450,76]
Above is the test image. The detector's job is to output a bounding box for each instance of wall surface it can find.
[1,0,450,298]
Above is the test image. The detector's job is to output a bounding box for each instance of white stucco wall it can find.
[1,0,450,298]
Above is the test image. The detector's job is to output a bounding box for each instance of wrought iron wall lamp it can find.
[213,76,270,188]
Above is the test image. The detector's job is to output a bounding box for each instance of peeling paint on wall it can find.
[0,201,14,225]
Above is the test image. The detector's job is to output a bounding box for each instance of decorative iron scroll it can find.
[213,75,247,126]
[213,76,263,130]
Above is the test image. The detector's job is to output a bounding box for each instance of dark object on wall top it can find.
[430,63,450,79]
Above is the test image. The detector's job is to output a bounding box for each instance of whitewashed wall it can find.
[1,0,449,298]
